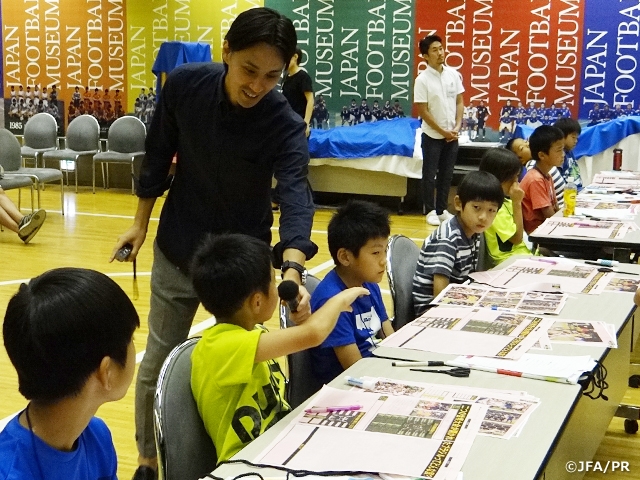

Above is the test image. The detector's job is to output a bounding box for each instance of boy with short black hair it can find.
[413,171,504,316]
[0,268,140,480]
[521,125,566,234]
[553,117,583,190]
[190,233,367,462]
[310,200,394,385]
[479,148,530,264]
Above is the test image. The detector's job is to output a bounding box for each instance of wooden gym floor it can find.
[0,186,639,479]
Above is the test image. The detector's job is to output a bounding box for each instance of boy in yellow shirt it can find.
[190,233,367,462]
[479,148,531,264]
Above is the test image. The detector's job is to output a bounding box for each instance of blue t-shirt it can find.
[310,269,388,384]
[0,414,117,480]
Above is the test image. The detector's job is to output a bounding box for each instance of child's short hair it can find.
[3,268,139,403]
[529,125,565,161]
[457,171,504,208]
[191,233,273,319]
[553,117,582,137]
[328,200,391,265]
[479,148,522,183]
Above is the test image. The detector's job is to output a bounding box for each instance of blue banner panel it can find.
[580,0,640,118]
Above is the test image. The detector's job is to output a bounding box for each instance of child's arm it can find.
[334,318,395,370]
[254,287,369,363]
[508,181,525,245]
[381,319,394,337]
[433,274,450,298]
[540,205,557,218]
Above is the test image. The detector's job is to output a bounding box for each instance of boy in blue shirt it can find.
[190,233,367,462]
[480,148,530,264]
[0,268,140,480]
[554,117,583,190]
[413,171,504,316]
[310,200,394,384]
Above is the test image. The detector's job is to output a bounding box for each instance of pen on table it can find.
[392,360,448,367]
[584,259,619,267]
[530,257,557,265]
[304,405,362,413]
[445,361,573,384]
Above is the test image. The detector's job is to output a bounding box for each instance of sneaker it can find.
[18,209,46,244]
[132,466,157,480]
[426,210,441,226]
[438,211,454,223]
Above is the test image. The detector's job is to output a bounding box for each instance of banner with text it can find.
[415,0,585,123]
[266,0,416,124]
[579,0,640,118]
[126,0,261,112]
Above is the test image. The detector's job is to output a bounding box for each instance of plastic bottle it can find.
[563,177,577,217]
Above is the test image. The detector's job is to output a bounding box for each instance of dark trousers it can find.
[421,133,458,214]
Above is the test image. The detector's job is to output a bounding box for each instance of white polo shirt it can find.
[414,64,464,139]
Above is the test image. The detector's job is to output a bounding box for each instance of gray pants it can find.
[135,241,200,458]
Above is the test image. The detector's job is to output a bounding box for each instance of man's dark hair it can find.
[328,200,391,265]
[457,171,504,209]
[553,117,582,137]
[479,148,522,184]
[191,233,273,319]
[3,268,139,403]
[419,35,442,55]
[293,46,303,65]
[529,125,565,161]
[225,7,297,66]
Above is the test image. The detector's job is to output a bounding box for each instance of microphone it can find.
[278,280,300,313]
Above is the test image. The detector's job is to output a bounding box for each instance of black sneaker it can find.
[131,466,157,480]
[18,209,46,244]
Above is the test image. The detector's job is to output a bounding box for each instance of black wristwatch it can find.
[281,260,307,285]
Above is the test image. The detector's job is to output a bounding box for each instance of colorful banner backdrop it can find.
[579,0,640,118]
[414,0,586,121]
[265,0,416,124]
[126,0,262,112]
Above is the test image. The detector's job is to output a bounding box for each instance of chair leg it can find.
[131,162,135,195]
[35,178,41,209]
[30,185,35,212]
[93,160,96,194]
[106,164,110,189]
[18,189,21,211]
[60,178,65,215]
[102,163,107,190]
[74,159,78,194]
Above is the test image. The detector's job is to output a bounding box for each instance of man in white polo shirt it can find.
[414,35,465,226]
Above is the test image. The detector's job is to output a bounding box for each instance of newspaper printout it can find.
[469,258,614,295]
[533,217,636,240]
[347,377,540,440]
[379,306,554,359]
[431,284,567,315]
[255,385,487,479]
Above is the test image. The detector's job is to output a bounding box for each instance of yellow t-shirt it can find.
[484,198,531,264]
[191,323,290,462]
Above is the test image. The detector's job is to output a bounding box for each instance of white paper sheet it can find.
[255,386,487,479]
[469,258,614,295]
[547,320,618,348]
[534,217,636,240]
[379,306,554,359]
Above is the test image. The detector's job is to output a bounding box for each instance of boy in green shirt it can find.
[190,233,367,462]
[479,148,531,264]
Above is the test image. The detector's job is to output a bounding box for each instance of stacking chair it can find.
[386,234,421,330]
[477,234,496,271]
[42,114,100,193]
[20,113,58,168]
[92,116,146,194]
[0,129,63,214]
[0,175,34,212]
[154,337,217,480]
[279,274,324,409]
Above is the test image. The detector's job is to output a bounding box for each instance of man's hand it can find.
[287,285,311,324]
[110,225,147,262]
[444,129,459,142]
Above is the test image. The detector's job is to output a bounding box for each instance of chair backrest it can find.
[66,114,100,152]
[477,233,496,271]
[0,129,23,171]
[23,113,58,149]
[107,116,146,153]
[386,234,420,330]
[154,337,217,480]
[280,274,324,409]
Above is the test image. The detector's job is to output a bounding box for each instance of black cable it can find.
[580,360,609,401]
[207,459,378,480]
